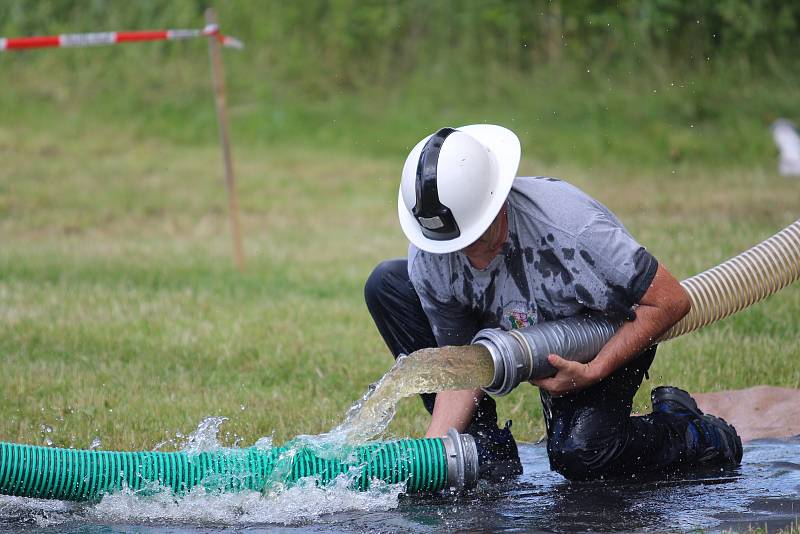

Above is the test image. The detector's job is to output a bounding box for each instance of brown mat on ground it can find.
[692,386,800,442]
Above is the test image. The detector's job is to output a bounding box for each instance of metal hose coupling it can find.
[443,428,479,490]
[473,314,622,395]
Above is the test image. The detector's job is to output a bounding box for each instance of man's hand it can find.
[531,354,602,397]
[532,263,690,398]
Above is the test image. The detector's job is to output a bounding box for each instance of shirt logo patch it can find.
[508,309,536,329]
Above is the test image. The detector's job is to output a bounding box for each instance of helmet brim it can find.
[398,124,521,254]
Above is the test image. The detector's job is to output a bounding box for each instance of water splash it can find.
[86,475,403,526]
[2,476,404,528]
[38,424,54,447]
[0,417,406,528]
[254,436,273,450]
[0,345,495,527]
[180,416,227,454]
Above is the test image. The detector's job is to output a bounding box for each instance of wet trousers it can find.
[364,258,698,481]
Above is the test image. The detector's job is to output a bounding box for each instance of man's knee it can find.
[365,260,403,309]
[548,410,624,480]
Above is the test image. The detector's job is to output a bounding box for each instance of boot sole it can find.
[701,414,744,465]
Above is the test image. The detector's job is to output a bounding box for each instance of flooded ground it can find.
[1,436,797,533]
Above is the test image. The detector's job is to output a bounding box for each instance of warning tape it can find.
[0,24,243,52]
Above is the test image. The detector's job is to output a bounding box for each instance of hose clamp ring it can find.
[508,329,534,382]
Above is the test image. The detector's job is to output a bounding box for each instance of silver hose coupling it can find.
[442,428,479,490]
[472,314,622,396]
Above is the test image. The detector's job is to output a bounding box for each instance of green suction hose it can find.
[0,429,478,502]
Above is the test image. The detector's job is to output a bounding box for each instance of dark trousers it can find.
[540,346,697,479]
[364,258,697,480]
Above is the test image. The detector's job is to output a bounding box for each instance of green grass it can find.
[1,117,797,451]
[2,57,795,172]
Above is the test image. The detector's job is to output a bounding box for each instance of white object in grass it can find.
[771,119,800,177]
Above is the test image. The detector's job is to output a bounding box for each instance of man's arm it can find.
[533,263,691,396]
[424,389,483,438]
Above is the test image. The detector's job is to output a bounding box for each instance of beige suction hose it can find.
[660,219,800,341]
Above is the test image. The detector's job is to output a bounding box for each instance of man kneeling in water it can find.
[365,125,742,481]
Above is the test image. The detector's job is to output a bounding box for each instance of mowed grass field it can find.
[0,123,798,451]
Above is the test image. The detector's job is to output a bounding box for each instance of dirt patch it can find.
[693,386,800,442]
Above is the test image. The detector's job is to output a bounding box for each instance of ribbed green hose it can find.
[0,438,448,502]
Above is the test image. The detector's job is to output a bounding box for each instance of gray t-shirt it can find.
[408,176,658,346]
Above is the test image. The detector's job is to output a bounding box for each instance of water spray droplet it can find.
[181,416,228,454]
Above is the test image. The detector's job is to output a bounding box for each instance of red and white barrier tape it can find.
[0,24,243,52]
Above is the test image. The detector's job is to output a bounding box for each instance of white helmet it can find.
[398,124,520,254]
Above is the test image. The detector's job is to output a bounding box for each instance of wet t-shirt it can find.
[408,176,658,346]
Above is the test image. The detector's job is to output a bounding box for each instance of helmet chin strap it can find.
[412,127,461,241]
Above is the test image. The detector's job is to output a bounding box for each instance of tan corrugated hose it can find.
[660,219,800,341]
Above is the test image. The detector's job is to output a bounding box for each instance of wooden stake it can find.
[205,7,245,271]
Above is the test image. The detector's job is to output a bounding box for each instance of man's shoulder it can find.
[408,244,452,298]
[407,244,454,285]
[512,176,597,208]
[510,176,612,238]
